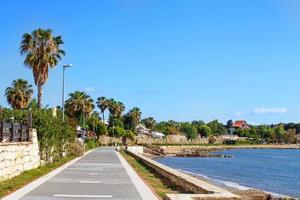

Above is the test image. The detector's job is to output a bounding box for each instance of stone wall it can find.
[98,136,122,145]
[137,134,208,145]
[0,129,40,181]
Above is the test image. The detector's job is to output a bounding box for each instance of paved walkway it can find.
[9,147,157,200]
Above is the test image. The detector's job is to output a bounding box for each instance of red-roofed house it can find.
[232,120,250,130]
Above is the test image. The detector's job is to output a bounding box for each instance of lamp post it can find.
[62,64,72,122]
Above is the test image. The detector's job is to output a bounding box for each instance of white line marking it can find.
[89,172,99,175]
[79,180,101,184]
[54,194,112,198]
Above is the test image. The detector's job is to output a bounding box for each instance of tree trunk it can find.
[122,136,127,146]
[37,84,43,109]
[102,112,105,123]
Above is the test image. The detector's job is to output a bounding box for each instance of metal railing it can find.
[0,121,30,142]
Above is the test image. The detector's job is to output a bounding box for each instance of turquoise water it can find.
[156,149,300,198]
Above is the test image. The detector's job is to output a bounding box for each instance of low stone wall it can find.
[137,135,208,145]
[127,148,241,200]
[98,136,122,145]
[0,129,40,181]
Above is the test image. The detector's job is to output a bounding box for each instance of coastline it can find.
[180,169,293,200]
[143,144,300,199]
[144,144,300,158]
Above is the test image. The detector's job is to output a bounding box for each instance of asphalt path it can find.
[17,147,155,200]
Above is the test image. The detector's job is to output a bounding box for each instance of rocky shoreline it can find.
[143,144,300,158]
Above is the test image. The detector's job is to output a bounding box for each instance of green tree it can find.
[98,122,108,136]
[207,120,226,135]
[180,123,197,140]
[275,124,285,142]
[283,129,296,144]
[141,117,156,130]
[28,98,39,110]
[226,119,233,128]
[108,126,125,137]
[107,99,125,117]
[87,112,101,134]
[65,91,94,126]
[20,28,65,108]
[5,79,33,110]
[198,125,212,137]
[123,107,142,131]
[96,96,109,122]
[119,130,136,146]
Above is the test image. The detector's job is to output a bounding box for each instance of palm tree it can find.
[20,28,65,108]
[116,101,125,117]
[141,117,156,130]
[65,91,94,126]
[96,96,108,123]
[129,107,142,123]
[119,130,136,147]
[5,79,33,110]
[124,107,142,131]
[107,99,125,117]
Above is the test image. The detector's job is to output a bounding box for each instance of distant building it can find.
[219,135,247,144]
[136,124,151,135]
[228,120,250,135]
[152,131,165,139]
[296,134,300,142]
[220,134,240,141]
[136,124,165,138]
[232,120,250,129]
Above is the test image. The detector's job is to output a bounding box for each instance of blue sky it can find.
[1,0,300,124]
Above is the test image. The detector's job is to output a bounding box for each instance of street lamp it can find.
[62,64,72,122]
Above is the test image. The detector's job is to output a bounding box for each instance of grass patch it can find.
[120,151,183,199]
[0,156,76,198]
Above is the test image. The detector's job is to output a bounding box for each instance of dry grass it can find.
[120,151,182,199]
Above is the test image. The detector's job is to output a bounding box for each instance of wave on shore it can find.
[180,170,290,199]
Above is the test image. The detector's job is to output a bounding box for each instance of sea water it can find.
[156,149,300,198]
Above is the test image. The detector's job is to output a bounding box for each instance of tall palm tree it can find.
[116,101,125,117]
[129,107,142,123]
[124,107,142,131]
[65,91,94,125]
[141,117,156,130]
[5,79,33,110]
[107,99,125,117]
[96,96,108,123]
[20,28,65,108]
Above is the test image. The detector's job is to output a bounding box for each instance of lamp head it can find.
[63,64,72,68]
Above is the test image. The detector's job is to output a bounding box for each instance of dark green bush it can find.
[0,108,78,163]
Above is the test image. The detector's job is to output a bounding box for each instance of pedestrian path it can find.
[4,147,158,200]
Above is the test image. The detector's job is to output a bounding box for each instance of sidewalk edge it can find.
[116,151,159,200]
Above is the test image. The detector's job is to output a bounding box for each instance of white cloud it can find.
[252,107,288,115]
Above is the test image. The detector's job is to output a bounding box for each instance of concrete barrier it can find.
[127,148,241,200]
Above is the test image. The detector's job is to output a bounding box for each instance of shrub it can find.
[0,108,77,163]
[85,139,97,150]
[66,142,84,157]
[98,122,108,136]
[108,126,125,137]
